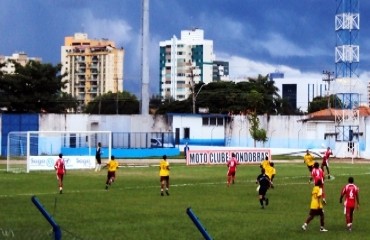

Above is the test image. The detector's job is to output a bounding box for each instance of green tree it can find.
[247,74,280,115]
[0,60,78,113]
[307,95,342,113]
[84,91,139,114]
[155,75,286,115]
[248,112,268,147]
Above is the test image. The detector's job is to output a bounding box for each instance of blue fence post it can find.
[31,196,62,240]
[186,207,213,240]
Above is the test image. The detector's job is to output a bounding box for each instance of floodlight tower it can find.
[334,0,360,158]
[141,0,150,115]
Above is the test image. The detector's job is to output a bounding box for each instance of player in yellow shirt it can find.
[301,180,328,232]
[265,162,276,188]
[159,155,170,196]
[303,150,315,183]
[104,155,119,190]
[260,156,270,170]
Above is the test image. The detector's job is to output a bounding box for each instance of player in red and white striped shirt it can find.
[339,177,360,231]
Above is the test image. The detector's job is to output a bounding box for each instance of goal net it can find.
[7,131,112,173]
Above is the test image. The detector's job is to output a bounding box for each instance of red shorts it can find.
[321,160,328,167]
[57,173,64,181]
[227,170,236,177]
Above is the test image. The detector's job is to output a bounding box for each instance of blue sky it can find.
[1,0,369,98]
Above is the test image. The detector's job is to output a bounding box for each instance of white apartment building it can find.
[61,33,124,105]
[159,29,216,101]
[0,52,41,73]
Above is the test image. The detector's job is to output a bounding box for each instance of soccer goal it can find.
[7,131,112,173]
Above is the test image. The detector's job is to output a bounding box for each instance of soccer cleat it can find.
[328,175,331,180]
[261,205,265,209]
[320,227,328,232]
[347,223,352,231]
[166,191,169,196]
[302,224,307,231]
[265,198,269,206]
[322,199,327,205]
[59,190,63,194]
[161,192,164,196]
[105,185,108,190]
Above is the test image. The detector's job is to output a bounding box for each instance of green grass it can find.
[1,162,370,240]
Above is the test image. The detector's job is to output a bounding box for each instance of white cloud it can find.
[81,10,133,47]
[218,51,369,105]
[217,52,304,79]
[256,32,325,57]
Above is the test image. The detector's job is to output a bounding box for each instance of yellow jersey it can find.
[107,159,119,172]
[304,154,315,167]
[260,159,270,169]
[310,186,323,209]
[159,160,170,176]
[265,165,276,180]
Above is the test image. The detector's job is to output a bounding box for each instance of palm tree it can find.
[247,74,281,115]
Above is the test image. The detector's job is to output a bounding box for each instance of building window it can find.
[202,117,209,125]
[307,123,316,131]
[217,117,224,126]
[184,128,190,139]
[210,117,217,125]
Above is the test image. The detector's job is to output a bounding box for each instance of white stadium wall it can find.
[2,113,370,159]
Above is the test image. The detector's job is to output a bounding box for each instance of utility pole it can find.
[322,70,335,109]
[115,77,119,114]
[190,66,203,114]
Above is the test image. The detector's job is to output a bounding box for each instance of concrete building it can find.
[213,61,229,82]
[234,73,328,113]
[0,52,41,73]
[61,33,124,106]
[274,75,328,112]
[160,29,221,101]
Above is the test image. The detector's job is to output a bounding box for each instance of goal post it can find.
[7,131,112,173]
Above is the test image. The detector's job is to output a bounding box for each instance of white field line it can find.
[1,171,370,198]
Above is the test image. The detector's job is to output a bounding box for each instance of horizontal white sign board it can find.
[29,156,95,170]
[186,148,271,165]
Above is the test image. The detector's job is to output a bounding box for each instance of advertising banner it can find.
[186,148,271,165]
[29,156,95,170]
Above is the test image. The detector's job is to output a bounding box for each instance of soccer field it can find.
[1,161,370,240]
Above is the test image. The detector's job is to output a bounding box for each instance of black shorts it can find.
[107,171,116,179]
[259,187,268,196]
[309,209,324,216]
[160,176,169,182]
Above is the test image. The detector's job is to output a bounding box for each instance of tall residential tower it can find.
[159,29,216,101]
[61,33,124,106]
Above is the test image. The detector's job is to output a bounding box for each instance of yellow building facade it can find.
[61,33,124,106]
